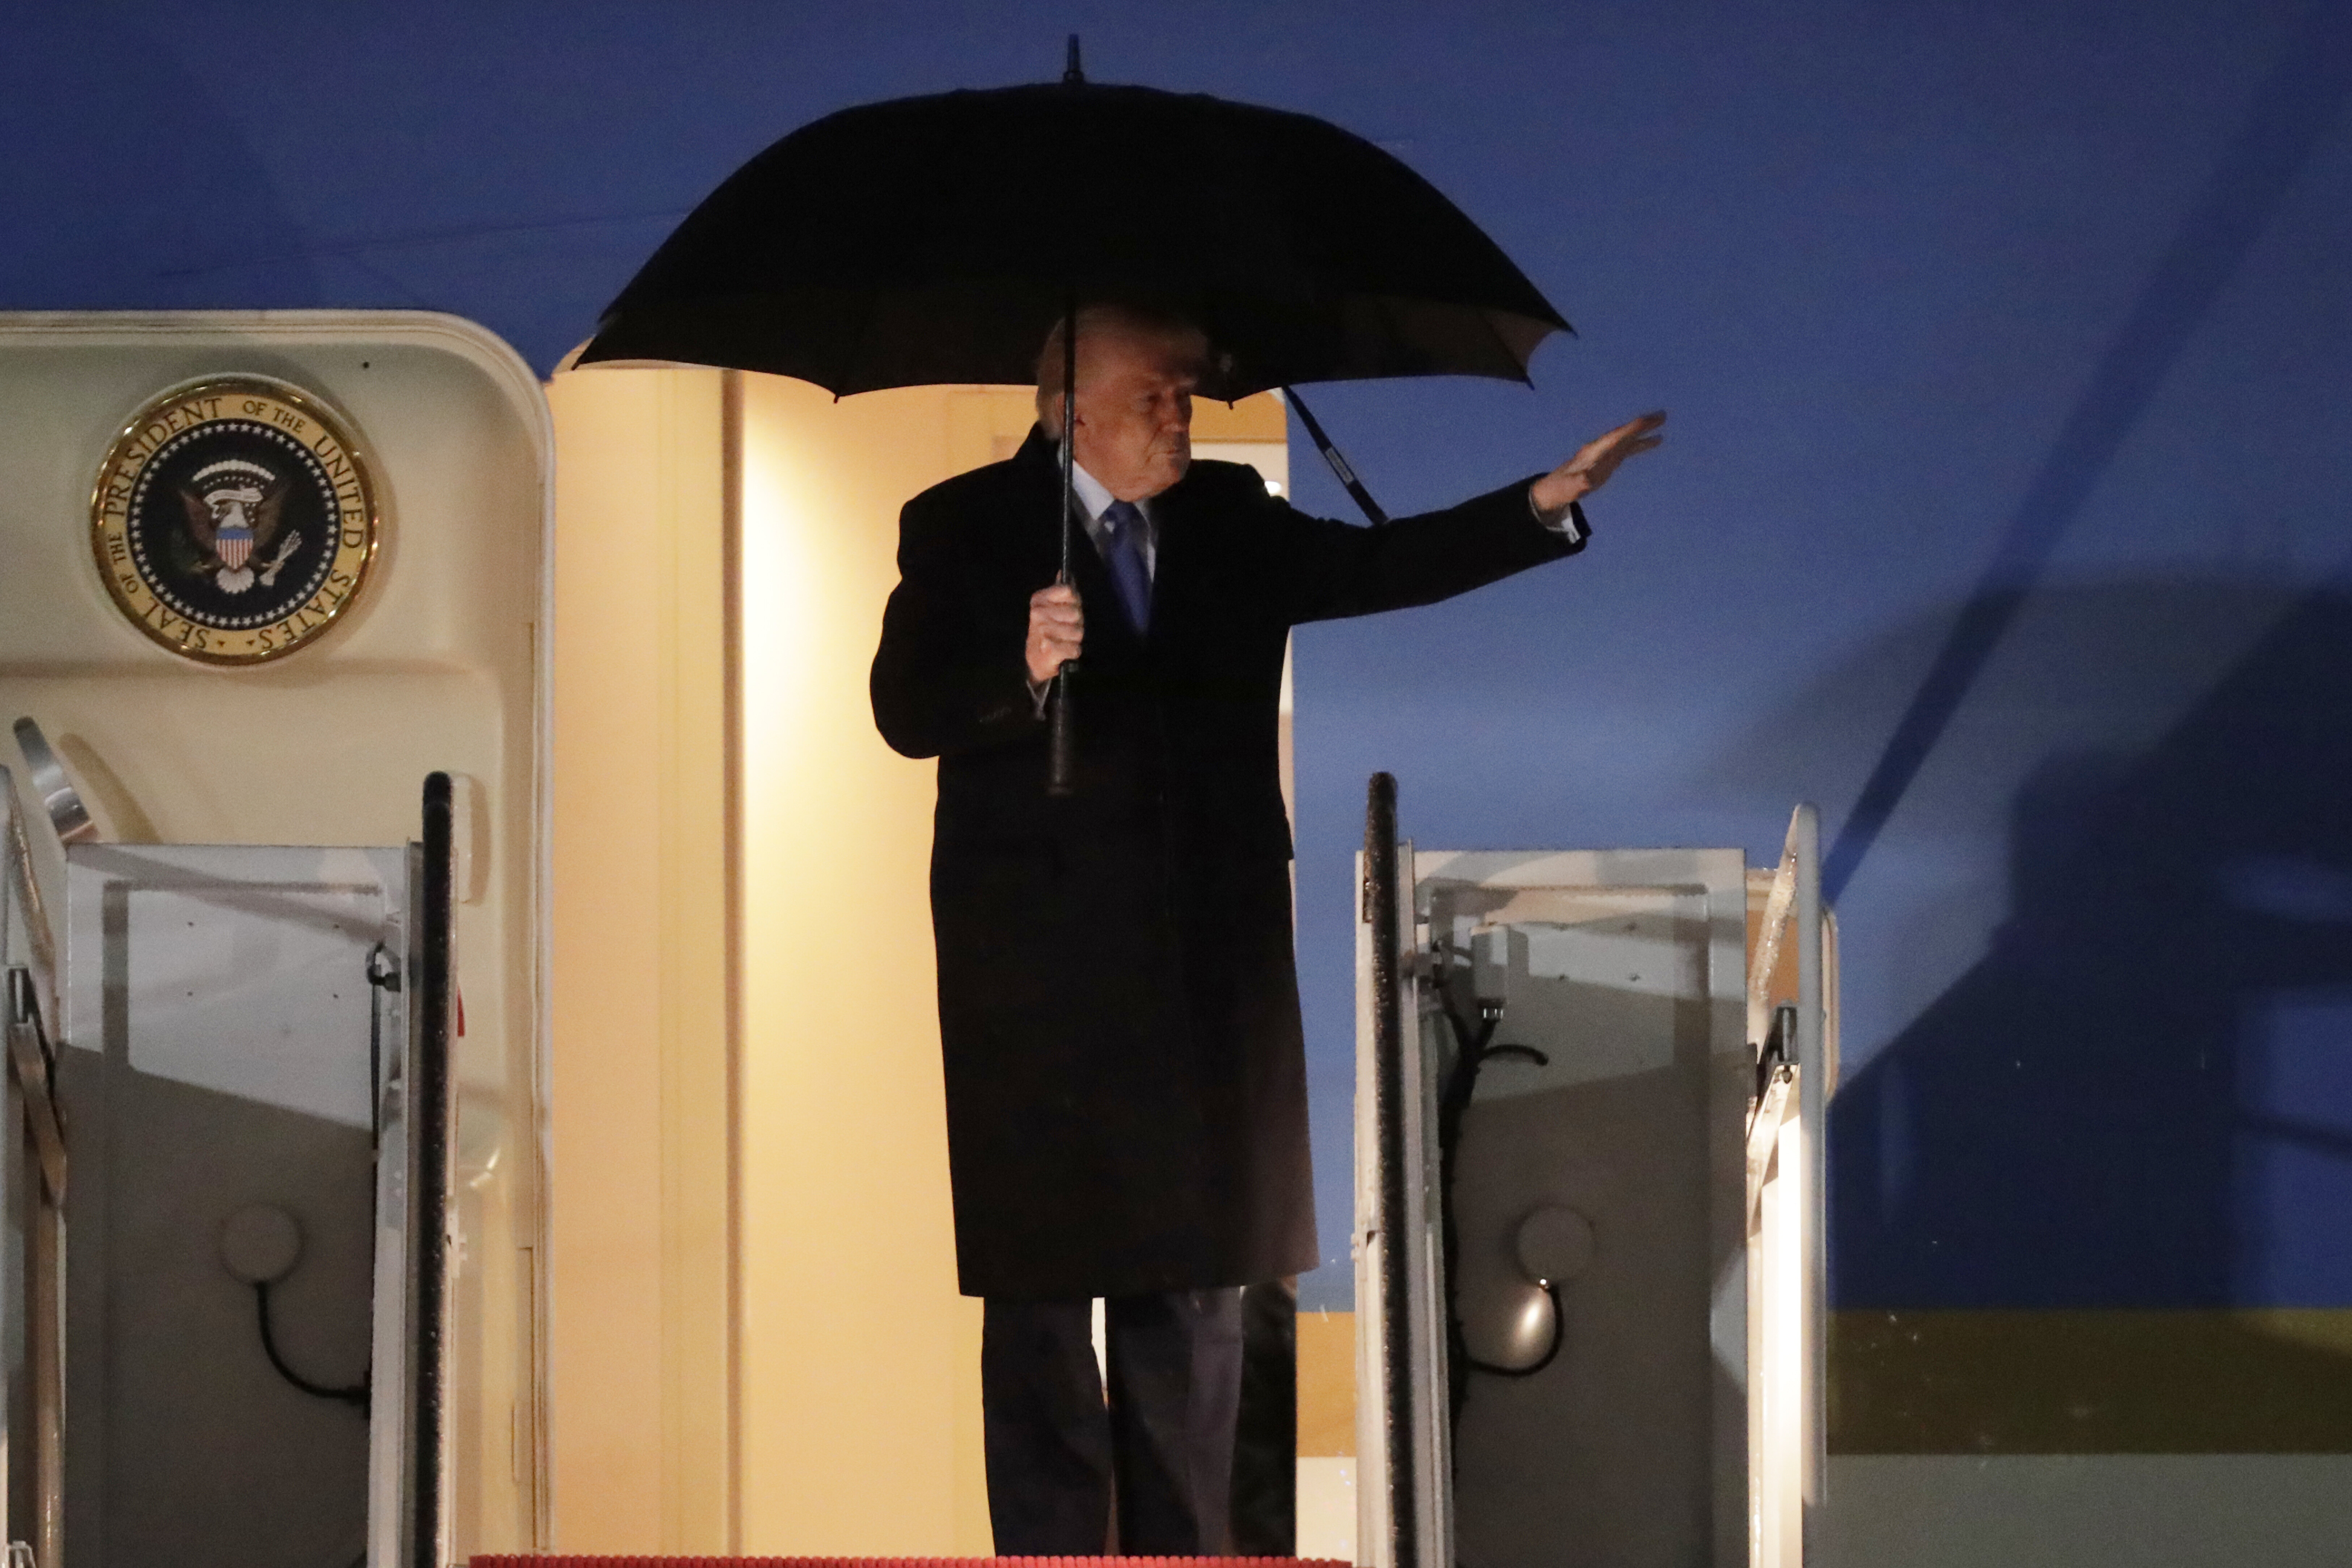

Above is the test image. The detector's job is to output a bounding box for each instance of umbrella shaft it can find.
[1047,293,1080,795]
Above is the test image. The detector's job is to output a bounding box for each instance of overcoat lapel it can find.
[1140,468,1201,649]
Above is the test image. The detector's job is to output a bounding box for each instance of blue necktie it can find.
[1099,499,1152,635]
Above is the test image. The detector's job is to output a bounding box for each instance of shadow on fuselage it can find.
[1812,578,2352,1448]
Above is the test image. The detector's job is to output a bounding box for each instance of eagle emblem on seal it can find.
[90,376,380,665]
[178,459,302,595]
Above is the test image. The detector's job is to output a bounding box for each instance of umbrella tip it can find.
[1064,34,1084,84]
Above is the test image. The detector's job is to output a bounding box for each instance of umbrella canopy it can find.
[579,76,1571,399]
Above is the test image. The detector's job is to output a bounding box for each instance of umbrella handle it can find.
[1046,663,1076,796]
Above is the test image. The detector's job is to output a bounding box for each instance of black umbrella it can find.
[582,53,1567,396]
[582,43,1573,787]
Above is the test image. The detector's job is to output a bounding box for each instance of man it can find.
[871,302,1661,1555]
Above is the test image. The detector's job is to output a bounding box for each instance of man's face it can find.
[1067,322,1205,503]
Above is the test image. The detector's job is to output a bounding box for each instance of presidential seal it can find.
[90,377,380,664]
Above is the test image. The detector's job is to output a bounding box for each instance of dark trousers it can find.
[1230,1277,1298,1555]
[982,1288,1244,1556]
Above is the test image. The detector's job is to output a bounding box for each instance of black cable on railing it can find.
[254,1281,369,1413]
[1431,967,1560,1411]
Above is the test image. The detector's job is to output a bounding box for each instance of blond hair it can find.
[1034,301,1209,428]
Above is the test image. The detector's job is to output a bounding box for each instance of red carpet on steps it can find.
[468,1561,1355,1568]
[471,1559,1352,1567]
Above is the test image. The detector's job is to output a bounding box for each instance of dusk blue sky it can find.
[9,0,2349,1311]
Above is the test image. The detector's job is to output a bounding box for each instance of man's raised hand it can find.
[1027,582,1084,683]
[1530,410,1667,517]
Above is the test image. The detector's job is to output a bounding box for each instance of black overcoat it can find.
[871,427,1581,1299]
